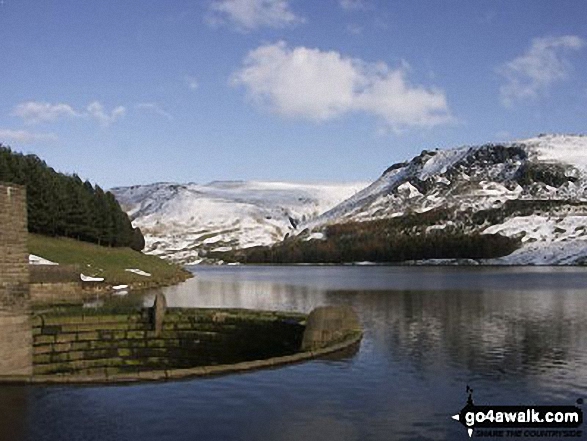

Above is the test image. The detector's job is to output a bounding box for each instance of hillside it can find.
[0,145,144,250]
[111,181,366,264]
[28,234,191,288]
[112,134,587,265]
[294,134,587,265]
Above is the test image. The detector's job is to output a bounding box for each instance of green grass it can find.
[28,234,191,287]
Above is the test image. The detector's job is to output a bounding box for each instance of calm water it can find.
[2,266,587,441]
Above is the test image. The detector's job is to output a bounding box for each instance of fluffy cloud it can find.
[11,101,126,126]
[207,0,304,31]
[498,35,585,107]
[231,41,453,131]
[0,129,57,143]
[12,102,77,124]
[86,101,126,126]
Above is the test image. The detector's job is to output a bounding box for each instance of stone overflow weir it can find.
[0,183,362,384]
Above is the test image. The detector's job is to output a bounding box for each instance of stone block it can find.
[52,342,72,353]
[34,335,55,345]
[56,333,79,344]
[301,306,361,351]
[117,348,132,357]
[126,330,145,339]
[76,331,99,341]
[32,345,52,355]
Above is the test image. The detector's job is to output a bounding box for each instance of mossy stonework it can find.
[30,308,305,377]
[0,306,362,384]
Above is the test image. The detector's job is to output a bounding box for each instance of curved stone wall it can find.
[0,303,361,384]
[31,308,307,378]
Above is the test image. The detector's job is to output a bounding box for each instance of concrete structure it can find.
[0,183,32,376]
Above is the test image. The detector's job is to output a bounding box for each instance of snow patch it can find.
[397,181,421,199]
[304,232,325,241]
[29,254,58,265]
[419,147,471,180]
[80,274,104,282]
[125,268,152,277]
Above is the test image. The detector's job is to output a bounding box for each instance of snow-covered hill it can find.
[302,134,587,265]
[111,181,366,264]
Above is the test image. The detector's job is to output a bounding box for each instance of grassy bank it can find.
[28,234,192,289]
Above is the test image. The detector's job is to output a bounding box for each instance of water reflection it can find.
[2,266,587,441]
[150,266,587,402]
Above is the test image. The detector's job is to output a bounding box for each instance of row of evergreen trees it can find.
[217,220,520,264]
[0,145,144,251]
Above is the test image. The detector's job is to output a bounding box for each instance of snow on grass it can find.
[29,254,58,265]
[125,268,152,277]
[80,274,104,282]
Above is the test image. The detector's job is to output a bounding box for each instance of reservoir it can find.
[3,266,587,441]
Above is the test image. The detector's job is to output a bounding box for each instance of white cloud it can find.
[0,129,58,143]
[11,101,126,126]
[206,0,304,31]
[339,0,371,11]
[498,35,585,107]
[231,41,453,132]
[185,75,199,90]
[86,102,126,126]
[135,103,173,121]
[11,102,78,124]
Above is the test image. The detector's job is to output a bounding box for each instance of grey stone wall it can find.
[0,183,32,376]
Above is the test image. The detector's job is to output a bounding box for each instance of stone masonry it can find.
[0,183,32,376]
[301,305,361,351]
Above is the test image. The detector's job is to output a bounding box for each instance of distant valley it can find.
[111,181,367,264]
[113,134,587,265]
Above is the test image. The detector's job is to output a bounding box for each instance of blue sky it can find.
[1,0,586,188]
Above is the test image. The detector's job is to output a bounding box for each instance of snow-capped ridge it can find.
[111,180,367,264]
[301,134,587,265]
